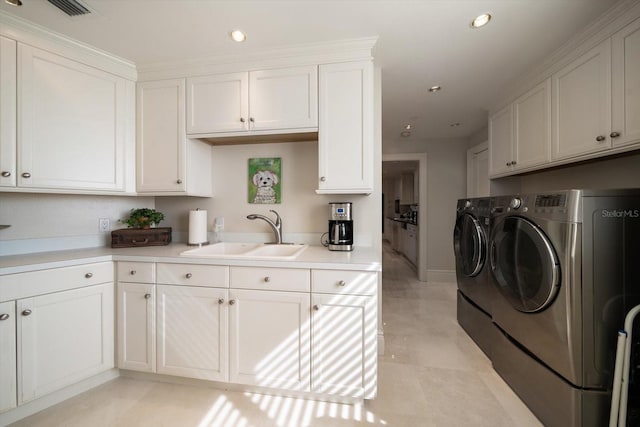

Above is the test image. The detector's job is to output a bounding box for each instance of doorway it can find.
[382,153,428,281]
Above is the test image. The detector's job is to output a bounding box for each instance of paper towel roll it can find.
[188,209,209,245]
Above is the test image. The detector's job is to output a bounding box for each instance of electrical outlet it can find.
[99,218,110,232]
[214,217,224,231]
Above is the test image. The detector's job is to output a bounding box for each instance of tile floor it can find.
[9,243,542,427]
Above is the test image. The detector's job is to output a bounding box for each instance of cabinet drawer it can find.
[157,263,228,287]
[117,262,155,283]
[312,270,377,295]
[230,267,310,292]
[0,262,113,302]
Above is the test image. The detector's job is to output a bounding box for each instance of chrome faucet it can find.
[246,209,283,244]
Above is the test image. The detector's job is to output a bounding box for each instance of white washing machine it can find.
[489,189,640,427]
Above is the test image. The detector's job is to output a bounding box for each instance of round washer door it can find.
[490,216,560,313]
[453,212,487,277]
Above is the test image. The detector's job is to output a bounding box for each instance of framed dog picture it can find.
[248,157,282,204]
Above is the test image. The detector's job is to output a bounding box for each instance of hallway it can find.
[9,245,541,426]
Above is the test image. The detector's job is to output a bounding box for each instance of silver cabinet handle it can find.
[320,176,326,182]
[313,305,320,311]
[185,273,192,279]
[264,276,271,283]
[22,172,31,178]
[229,299,236,305]
[610,131,621,138]
[144,293,151,300]
[85,273,93,278]
[130,270,136,275]
[338,280,346,287]
[249,117,255,123]
[218,298,224,304]
[506,162,512,166]
[0,313,9,321]
[240,117,246,123]
[596,135,606,142]
[511,160,517,165]
[22,309,32,316]
[177,179,183,184]
[1,171,10,177]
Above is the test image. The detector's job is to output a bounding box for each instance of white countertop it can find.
[0,244,381,275]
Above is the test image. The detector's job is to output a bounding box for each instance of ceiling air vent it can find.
[47,0,91,17]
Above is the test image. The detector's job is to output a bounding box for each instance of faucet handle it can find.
[269,210,281,226]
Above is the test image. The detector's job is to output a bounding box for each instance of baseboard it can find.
[426,269,456,284]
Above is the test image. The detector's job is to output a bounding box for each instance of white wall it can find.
[155,141,381,248]
[0,193,154,255]
[383,138,468,273]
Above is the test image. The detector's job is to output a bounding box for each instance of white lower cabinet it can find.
[117,282,155,372]
[229,289,311,391]
[0,301,17,413]
[17,283,114,404]
[157,285,228,381]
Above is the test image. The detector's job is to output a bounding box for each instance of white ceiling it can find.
[0,0,620,146]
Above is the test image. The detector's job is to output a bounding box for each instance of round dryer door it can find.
[453,212,487,277]
[490,216,560,313]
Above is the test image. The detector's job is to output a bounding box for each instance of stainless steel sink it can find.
[180,242,308,260]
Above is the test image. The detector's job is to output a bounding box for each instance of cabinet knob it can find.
[1,171,10,177]
[22,309,32,316]
[337,280,346,287]
[130,270,137,275]
[85,273,93,278]
[313,305,320,311]
[229,299,236,305]
[511,160,517,165]
[185,273,192,279]
[506,162,512,166]
[22,172,31,178]
[240,117,246,123]
[144,293,151,300]
[264,276,271,283]
[0,313,9,321]
[218,298,224,304]
[249,117,255,123]
[320,176,326,182]
[177,179,183,184]
[596,135,606,142]
[610,131,621,138]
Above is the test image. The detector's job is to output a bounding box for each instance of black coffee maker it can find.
[328,202,353,251]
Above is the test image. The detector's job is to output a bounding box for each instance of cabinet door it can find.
[229,289,310,391]
[612,16,640,147]
[552,40,611,160]
[0,301,16,413]
[156,285,228,381]
[117,282,155,372]
[317,61,373,194]
[514,79,551,169]
[186,72,249,134]
[249,66,318,131]
[18,44,128,191]
[17,283,114,404]
[488,104,513,176]
[0,36,16,188]
[137,79,186,193]
[311,293,377,399]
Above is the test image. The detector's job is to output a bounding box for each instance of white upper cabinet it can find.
[612,16,640,148]
[186,66,318,136]
[137,79,212,196]
[551,40,612,160]
[0,36,17,188]
[489,79,551,177]
[488,104,514,176]
[317,61,374,194]
[18,44,134,192]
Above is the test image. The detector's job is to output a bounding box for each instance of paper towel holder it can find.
[188,208,210,247]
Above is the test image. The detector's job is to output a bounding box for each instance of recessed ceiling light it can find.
[4,0,22,5]
[471,13,492,28]
[229,30,246,43]
[428,85,441,93]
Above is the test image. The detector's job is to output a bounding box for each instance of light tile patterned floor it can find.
[10,243,542,427]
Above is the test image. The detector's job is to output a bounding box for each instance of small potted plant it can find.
[121,208,165,229]
[112,208,171,248]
